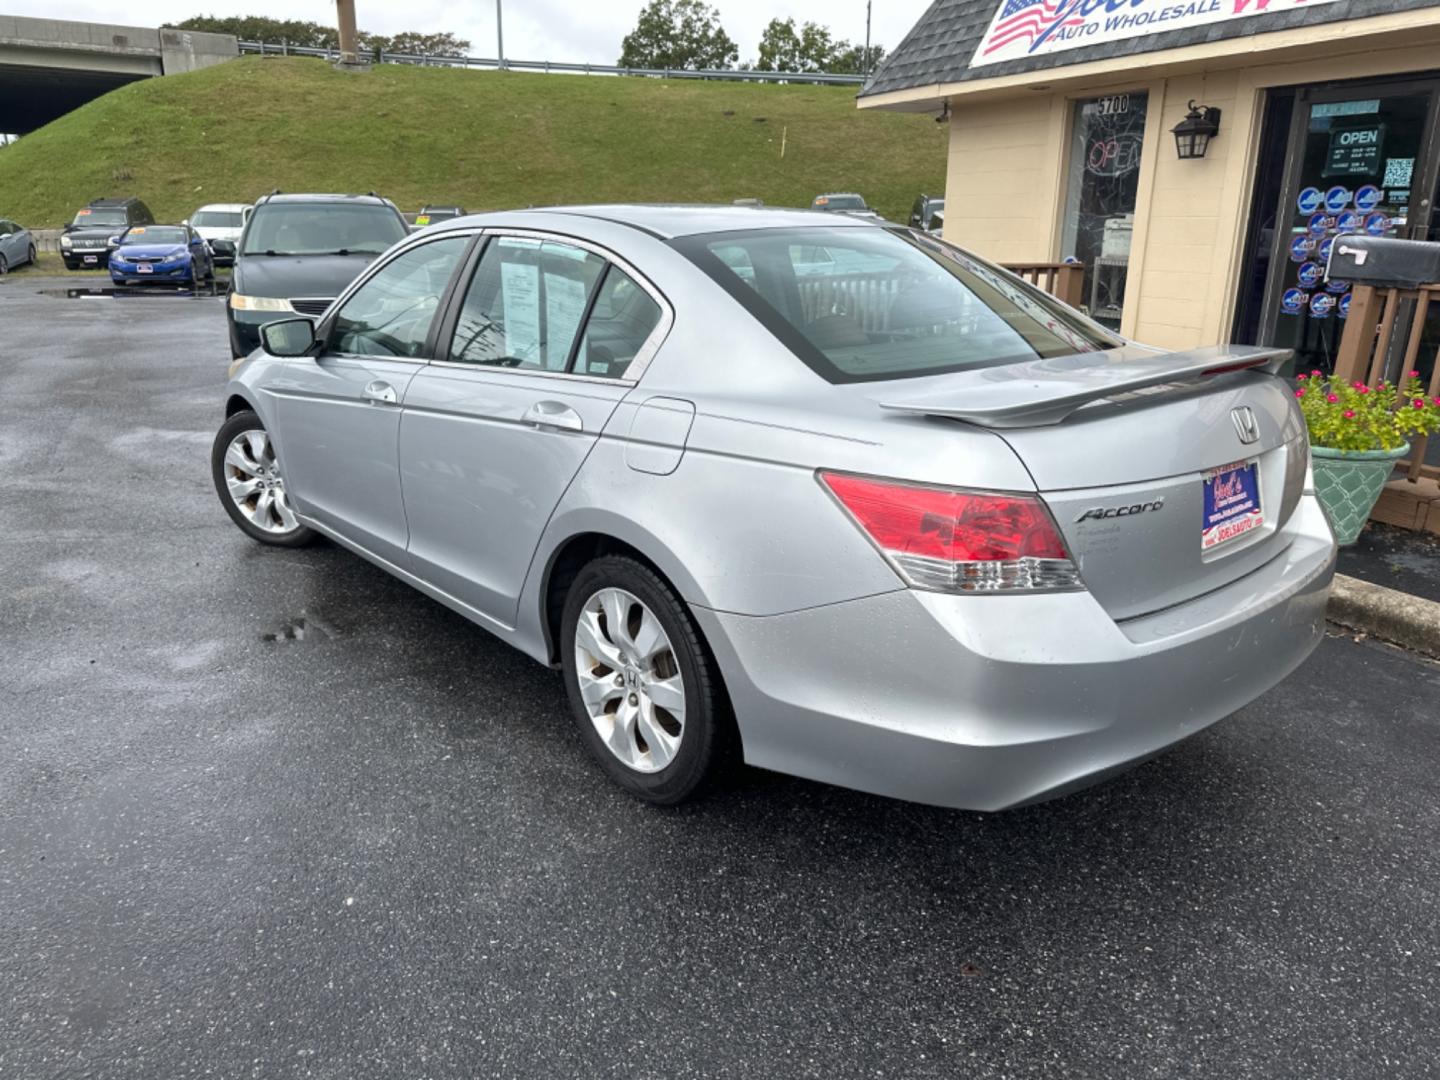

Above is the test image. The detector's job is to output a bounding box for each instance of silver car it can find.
[211,206,1336,810]
[0,218,37,274]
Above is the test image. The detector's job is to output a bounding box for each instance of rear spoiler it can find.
[878,344,1291,429]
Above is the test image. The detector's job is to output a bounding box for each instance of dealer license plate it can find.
[138,264,153,273]
[1202,459,1263,551]
[83,255,97,264]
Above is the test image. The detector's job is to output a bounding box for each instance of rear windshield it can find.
[192,210,243,227]
[241,203,407,256]
[121,226,187,245]
[674,227,1119,383]
[814,195,866,211]
[74,208,128,227]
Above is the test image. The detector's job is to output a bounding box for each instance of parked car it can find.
[0,218,37,274]
[226,192,411,358]
[909,194,945,233]
[188,203,252,266]
[413,204,466,227]
[109,224,215,286]
[810,193,880,219]
[212,206,1335,811]
[60,197,154,270]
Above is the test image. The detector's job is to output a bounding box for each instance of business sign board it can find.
[1323,124,1386,178]
[970,0,1343,68]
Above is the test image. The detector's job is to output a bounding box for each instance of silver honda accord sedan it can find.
[212,205,1336,810]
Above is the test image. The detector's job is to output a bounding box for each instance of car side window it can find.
[573,268,664,380]
[329,236,468,358]
[448,237,605,370]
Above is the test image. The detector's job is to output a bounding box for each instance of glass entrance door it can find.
[1258,79,1440,373]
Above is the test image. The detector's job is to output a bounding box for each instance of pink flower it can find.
[1344,410,1355,418]
[1410,370,1421,378]
[1295,389,1305,398]
[1358,385,1371,394]
[1433,397,1440,407]
[1297,373,1308,381]
[1414,399,1426,409]
[1311,369,1323,377]
[1327,394,1339,402]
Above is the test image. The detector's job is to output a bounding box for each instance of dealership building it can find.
[860,0,1440,373]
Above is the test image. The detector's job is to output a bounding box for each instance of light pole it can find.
[864,1,872,74]
[336,0,359,65]
[496,0,505,68]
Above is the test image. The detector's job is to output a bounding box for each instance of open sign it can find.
[1324,123,1386,178]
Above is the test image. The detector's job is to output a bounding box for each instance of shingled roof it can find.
[860,0,1440,99]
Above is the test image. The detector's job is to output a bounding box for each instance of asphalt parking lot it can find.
[3,276,1440,1079]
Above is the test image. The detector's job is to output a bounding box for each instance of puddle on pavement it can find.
[261,613,339,643]
[37,282,228,300]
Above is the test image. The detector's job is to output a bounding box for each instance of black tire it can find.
[0,253,7,276]
[211,409,317,548]
[26,245,36,267]
[560,555,734,805]
[64,260,79,271]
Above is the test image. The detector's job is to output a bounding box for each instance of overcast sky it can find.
[7,0,931,65]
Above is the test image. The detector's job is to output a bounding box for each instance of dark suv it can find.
[61,197,155,270]
[227,193,410,358]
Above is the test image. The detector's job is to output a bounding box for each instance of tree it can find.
[755,18,876,74]
[619,0,738,71]
[164,16,470,58]
[831,43,886,75]
[362,31,471,57]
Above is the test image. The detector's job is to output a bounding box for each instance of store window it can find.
[1060,92,1148,329]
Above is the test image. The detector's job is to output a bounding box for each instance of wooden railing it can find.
[1002,262,1085,310]
[1334,282,1440,484]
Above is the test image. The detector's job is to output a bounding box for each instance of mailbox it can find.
[1326,235,1440,289]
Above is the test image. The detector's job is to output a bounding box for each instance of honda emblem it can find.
[1231,406,1260,445]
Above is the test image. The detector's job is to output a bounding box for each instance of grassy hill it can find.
[0,57,945,228]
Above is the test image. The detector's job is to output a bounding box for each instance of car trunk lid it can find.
[876,345,1310,621]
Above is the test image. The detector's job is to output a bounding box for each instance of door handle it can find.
[362,380,398,406]
[522,400,583,433]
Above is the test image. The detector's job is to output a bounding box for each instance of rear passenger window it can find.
[449,237,605,370]
[573,268,663,380]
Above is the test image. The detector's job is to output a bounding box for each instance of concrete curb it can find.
[1328,573,1440,660]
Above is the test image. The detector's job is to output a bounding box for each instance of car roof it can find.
[195,203,251,211]
[254,193,396,206]
[431,204,882,239]
[89,197,143,207]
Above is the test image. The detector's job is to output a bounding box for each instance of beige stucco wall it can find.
[924,20,1440,351]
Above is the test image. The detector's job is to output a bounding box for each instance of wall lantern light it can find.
[1172,100,1222,159]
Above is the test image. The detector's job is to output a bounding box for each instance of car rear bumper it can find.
[694,494,1336,812]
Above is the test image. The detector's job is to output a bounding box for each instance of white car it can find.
[186,203,252,266]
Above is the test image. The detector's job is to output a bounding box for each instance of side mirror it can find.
[260,317,317,357]
[107,236,121,248]
[182,218,190,226]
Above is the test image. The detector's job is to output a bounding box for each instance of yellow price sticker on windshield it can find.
[415,216,431,226]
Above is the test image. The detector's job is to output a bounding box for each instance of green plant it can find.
[1294,370,1440,452]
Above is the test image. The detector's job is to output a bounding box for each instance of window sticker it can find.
[1289,235,1315,263]
[1323,186,1351,213]
[1354,185,1382,213]
[1308,213,1333,237]
[1335,210,1362,234]
[1281,288,1309,315]
[1296,262,1323,289]
[500,261,541,363]
[1364,213,1391,236]
[544,272,589,370]
[1338,293,1352,319]
[1309,293,1335,319]
[1296,187,1323,215]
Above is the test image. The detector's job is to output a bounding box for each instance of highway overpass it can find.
[0,16,237,133]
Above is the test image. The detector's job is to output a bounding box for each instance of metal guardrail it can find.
[236,41,867,85]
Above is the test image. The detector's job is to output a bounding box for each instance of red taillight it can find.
[819,471,1081,593]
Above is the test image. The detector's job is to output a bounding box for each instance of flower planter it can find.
[1309,443,1408,546]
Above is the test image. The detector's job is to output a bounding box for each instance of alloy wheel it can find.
[573,587,686,773]
[222,428,299,535]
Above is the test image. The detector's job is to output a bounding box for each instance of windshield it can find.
[192,210,243,228]
[121,226,187,246]
[675,227,1120,384]
[241,203,407,256]
[73,209,127,227]
[814,195,866,211]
